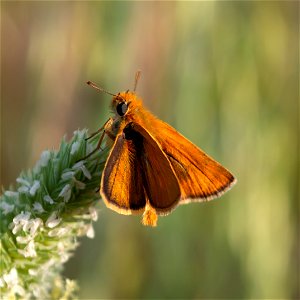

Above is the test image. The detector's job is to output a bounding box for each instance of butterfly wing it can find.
[145,118,236,203]
[101,122,181,216]
[126,123,181,213]
[100,132,146,215]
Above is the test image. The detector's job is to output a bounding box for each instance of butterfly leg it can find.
[85,118,112,141]
[79,118,113,161]
[85,128,102,141]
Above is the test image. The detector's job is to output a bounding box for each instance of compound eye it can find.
[116,102,128,116]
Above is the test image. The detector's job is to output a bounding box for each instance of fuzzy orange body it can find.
[95,90,236,227]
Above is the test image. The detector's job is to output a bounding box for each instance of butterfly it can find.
[86,72,236,227]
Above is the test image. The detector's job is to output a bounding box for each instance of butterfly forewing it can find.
[163,122,235,201]
[101,134,146,214]
[139,117,236,202]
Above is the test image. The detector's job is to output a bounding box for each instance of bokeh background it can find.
[1,1,299,299]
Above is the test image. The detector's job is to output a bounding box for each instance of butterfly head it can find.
[111,91,142,118]
[111,70,142,118]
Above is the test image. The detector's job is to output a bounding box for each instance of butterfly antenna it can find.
[86,81,117,97]
[133,70,141,92]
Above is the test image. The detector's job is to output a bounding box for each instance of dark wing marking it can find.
[128,123,181,213]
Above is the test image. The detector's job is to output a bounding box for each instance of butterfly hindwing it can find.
[127,123,181,213]
[101,122,181,215]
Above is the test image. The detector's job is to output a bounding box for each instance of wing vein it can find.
[109,146,122,201]
[181,150,220,194]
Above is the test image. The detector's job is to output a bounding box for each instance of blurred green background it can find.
[1,1,298,299]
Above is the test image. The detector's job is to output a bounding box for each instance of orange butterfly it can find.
[87,72,236,227]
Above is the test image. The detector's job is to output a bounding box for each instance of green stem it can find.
[0,129,108,299]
